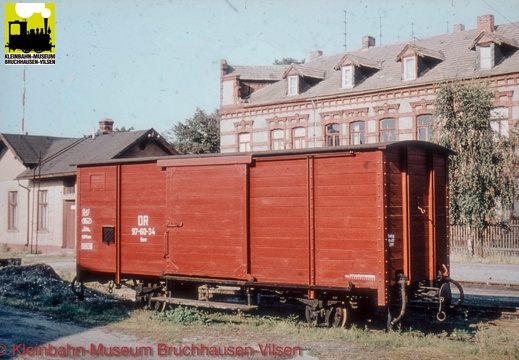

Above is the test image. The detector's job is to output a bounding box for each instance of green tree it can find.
[273,57,305,65]
[435,82,518,248]
[169,108,220,154]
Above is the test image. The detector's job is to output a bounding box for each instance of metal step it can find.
[150,296,258,311]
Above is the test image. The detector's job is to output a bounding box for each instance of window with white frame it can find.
[490,107,509,137]
[270,129,284,150]
[342,65,354,88]
[238,133,251,152]
[37,190,48,231]
[8,191,18,230]
[479,45,492,70]
[380,118,396,142]
[325,123,340,146]
[403,57,416,81]
[417,114,434,141]
[292,127,306,149]
[350,121,365,144]
[287,76,299,96]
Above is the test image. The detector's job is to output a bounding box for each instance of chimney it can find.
[98,118,114,135]
[477,14,495,33]
[453,23,465,33]
[362,36,375,50]
[309,50,323,62]
[220,59,228,78]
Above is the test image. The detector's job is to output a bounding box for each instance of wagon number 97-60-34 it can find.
[131,215,156,237]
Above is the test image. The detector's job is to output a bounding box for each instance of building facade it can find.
[0,120,177,253]
[219,14,519,153]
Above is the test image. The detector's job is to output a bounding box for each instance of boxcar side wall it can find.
[161,159,251,280]
[249,157,310,284]
[77,162,169,282]
[250,151,386,303]
[119,163,168,277]
[77,166,118,278]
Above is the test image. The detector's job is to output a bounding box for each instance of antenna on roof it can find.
[379,16,383,46]
[343,10,347,51]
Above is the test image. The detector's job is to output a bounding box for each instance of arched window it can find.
[380,118,396,143]
[417,114,434,141]
[325,123,340,146]
[238,132,251,152]
[350,121,365,145]
[270,129,284,150]
[292,127,306,149]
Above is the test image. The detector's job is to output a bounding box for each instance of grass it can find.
[2,250,519,359]
[109,306,519,360]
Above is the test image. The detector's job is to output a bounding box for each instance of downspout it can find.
[310,99,318,148]
[17,181,30,246]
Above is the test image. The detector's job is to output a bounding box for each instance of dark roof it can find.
[283,64,326,80]
[11,129,176,179]
[0,133,74,166]
[225,20,519,105]
[396,43,445,61]
[469,30,519,49]
[224,64,289,81]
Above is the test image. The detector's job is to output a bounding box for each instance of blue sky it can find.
[1,0,518,138]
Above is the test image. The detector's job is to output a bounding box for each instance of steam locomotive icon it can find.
[5,18,54,53]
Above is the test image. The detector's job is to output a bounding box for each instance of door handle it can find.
[163,230,170,258]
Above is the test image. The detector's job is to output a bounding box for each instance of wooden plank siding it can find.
[165,164,249,279]
[250,158,310,284]
[119,163,168,276]
[313,152,382,290]
[76,166,118,275]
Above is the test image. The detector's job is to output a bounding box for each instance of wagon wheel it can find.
[71,276,85,300]
[22,48,31,53]
[328,306,348,328]
[305,305,319,326]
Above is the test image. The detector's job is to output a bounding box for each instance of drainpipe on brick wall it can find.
[310,99,318,148]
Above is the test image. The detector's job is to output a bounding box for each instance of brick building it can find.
[219,14,519,153]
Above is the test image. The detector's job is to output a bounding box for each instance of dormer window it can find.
[342,65,354,88]
[283,64,324,97]
[396,44,444,81]
[334,54,380,89]
[287,75,299,96]
[470,31,519,71]
[479,45,492,70]
[403,57,416,81]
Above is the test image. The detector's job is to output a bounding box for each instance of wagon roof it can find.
[76,141,454,167]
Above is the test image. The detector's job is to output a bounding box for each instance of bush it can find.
[153,306,206,325]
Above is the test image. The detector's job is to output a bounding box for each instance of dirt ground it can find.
[1,252,519,359]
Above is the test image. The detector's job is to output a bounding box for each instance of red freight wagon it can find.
[75,141,462,327]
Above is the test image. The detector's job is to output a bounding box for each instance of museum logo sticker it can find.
[4,3,55,65]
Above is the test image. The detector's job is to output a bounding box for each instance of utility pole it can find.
[22,66,26,135]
